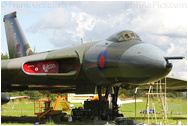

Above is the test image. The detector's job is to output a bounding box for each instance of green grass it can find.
[119,97,187,125]
[1,97,187,125]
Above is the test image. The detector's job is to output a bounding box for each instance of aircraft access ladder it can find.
[143,78,168,125]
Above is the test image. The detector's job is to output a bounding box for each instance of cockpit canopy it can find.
[106,30,141,42]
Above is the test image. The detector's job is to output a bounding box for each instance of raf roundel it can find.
[97,51,107,72]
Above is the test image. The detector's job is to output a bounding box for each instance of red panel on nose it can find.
[23,61,59,73]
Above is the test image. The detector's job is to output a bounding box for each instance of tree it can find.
[1,53,9,60]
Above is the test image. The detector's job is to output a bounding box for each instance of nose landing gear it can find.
[96,86,123,120]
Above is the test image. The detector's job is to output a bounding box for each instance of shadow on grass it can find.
[168,117,187,120]
[2,115,187,125]
[128,116,187,120]
[1,116,94,125]
[1,116,38,124]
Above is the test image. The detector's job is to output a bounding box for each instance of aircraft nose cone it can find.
[1,93,10,105]
[119,43,172,83]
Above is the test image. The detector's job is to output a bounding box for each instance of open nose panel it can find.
[23,58,80,74]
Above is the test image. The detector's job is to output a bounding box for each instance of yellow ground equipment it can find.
[60,101,71,111]
[34,96,70,124]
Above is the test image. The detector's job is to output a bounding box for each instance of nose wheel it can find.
[97,86,123,120]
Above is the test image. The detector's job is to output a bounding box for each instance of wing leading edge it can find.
[138,76,187,92]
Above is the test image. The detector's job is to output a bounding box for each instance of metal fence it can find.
[167,104,182,115]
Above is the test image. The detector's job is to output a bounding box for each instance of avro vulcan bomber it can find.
[1,12,186,119]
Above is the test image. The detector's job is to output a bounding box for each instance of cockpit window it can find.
[124,34,130,39]
[130,32,135,38]
[106,30,141,42]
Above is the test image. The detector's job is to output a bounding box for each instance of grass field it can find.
[1,97,187,125]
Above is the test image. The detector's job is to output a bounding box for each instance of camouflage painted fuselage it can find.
[1,31,172,94]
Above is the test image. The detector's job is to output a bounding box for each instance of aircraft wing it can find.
[120,99,143,104]
[10,96,30,100]
[165,76,187,91]
[117,98,143,107]
[138,76,187,92]
[1,93,30,105]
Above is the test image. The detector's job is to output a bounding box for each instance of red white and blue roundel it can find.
[97,51,107,72]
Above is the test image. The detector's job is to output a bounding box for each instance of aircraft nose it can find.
[1,93,10,105]
[119,43,172,83]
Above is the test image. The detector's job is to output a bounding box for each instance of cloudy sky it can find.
[1,1,187,80]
